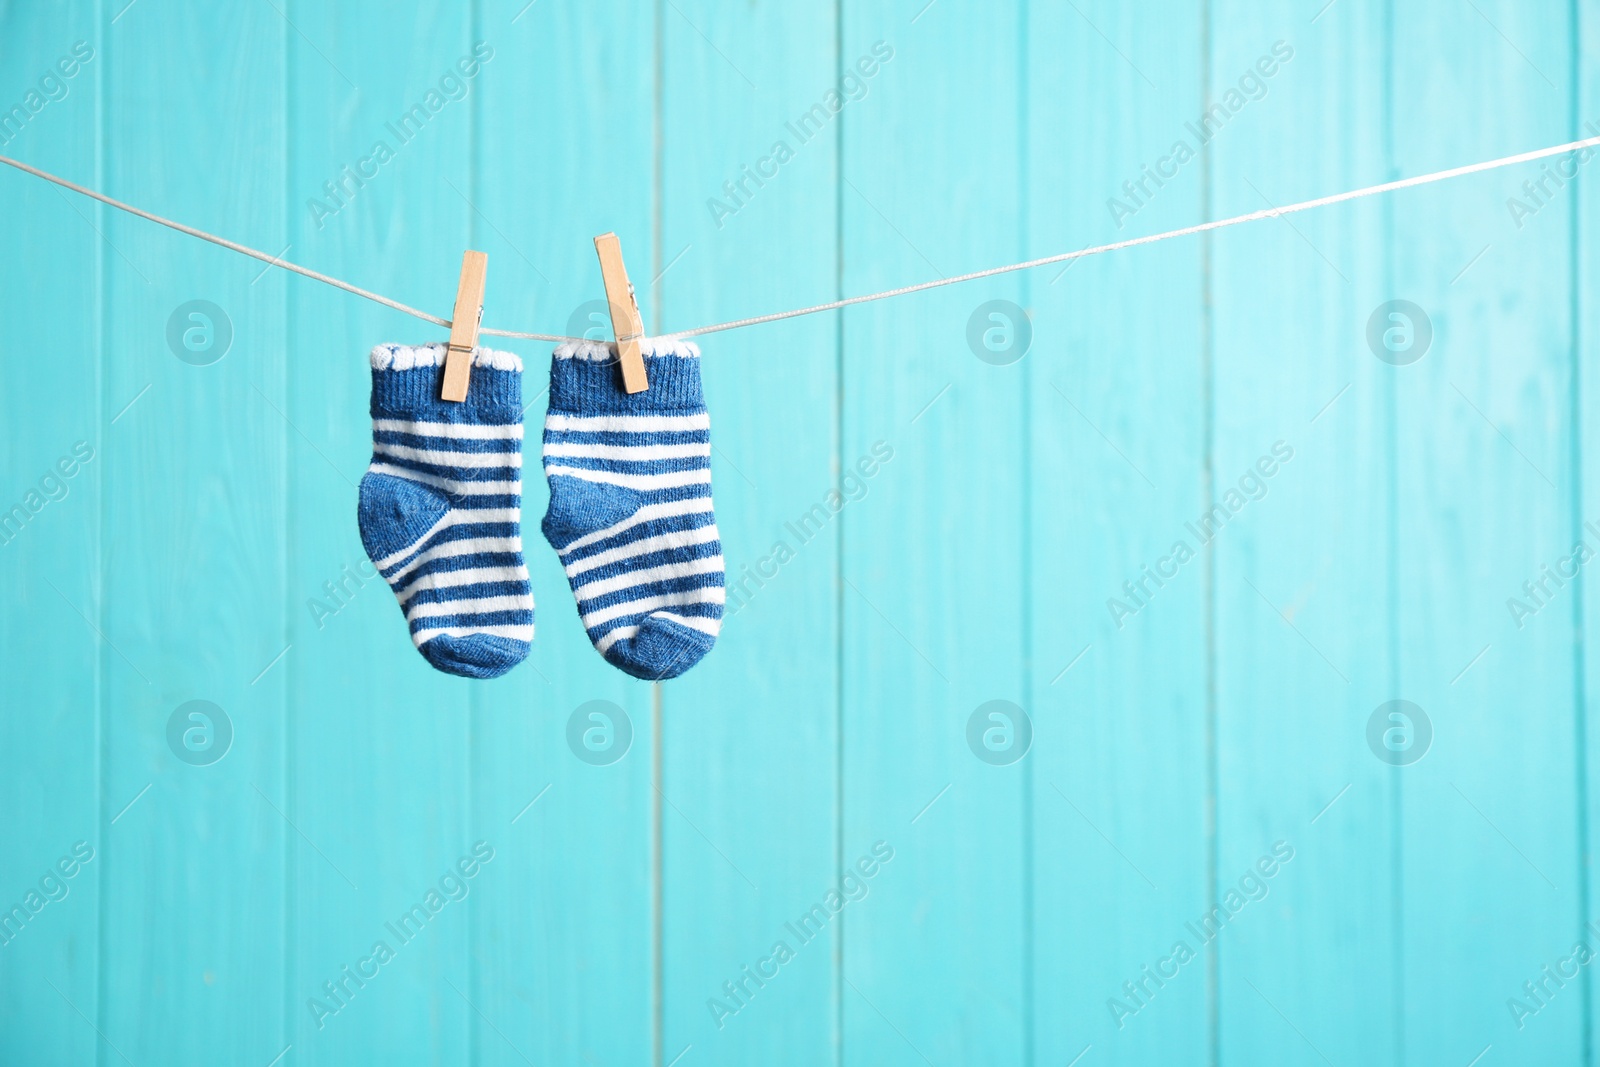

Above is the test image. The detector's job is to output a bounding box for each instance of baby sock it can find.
[357,342,533,679]
[541,340,723,680]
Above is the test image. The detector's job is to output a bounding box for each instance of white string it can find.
[674,132,1600,338]
[0,152,579,343]
[5,132,1598,345]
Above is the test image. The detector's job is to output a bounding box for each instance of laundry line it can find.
[3,133,1598,345]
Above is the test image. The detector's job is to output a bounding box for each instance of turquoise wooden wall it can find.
[2,0,1597,1064]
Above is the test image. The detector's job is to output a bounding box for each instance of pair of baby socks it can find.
[355,339,723,681]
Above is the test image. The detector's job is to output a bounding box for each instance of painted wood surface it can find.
[1209,5,1398,1065]
[0,1,1596,1065]
[1028,4,1212,1064]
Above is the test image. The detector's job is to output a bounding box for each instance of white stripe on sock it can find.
[371,508,521,573]
[447,507,521,525]
[582,587,726,629]
[595,612,721,654]
[406,593,534,620]
[557,497,715,556]
[413,622,533,647]
[398,564,531,605]
[376,442,522,469]
[374,418,523,440]
[368,463,520,496]
[595,626,637,654]
[652,611,722,637]
[384,536,523,585]
[543,441,711,461]
[372,512,451,570]
[573,555,724,603]
[545,412,710,433]
[546,466,710,491]
[565,525,721,578]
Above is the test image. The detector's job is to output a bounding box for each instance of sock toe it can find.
[419,633,531,679]
[603,612,717,680]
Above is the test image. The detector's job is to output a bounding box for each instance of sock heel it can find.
[357,471,451,567]
[542,477,649,550]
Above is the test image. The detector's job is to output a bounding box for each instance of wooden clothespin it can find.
[593,232,649,394]
[440,250,488,402]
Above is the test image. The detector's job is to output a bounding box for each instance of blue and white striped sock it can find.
[541,340,723,680]
[357,342,534,679]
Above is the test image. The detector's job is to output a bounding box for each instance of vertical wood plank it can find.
[1208,2,1400,1064]
[100,1,288,1062]
[1581,6,1600,1059]
[1392,1,1583,1061]
[0,3,102,1063]
[1025,2,1212,1063]
[471,1,656,1063]
[839,3,1027,1063]
[657,3,841,1065]
[283,5,472,1063]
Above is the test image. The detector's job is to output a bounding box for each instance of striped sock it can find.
[357,342,534,679]
[541,339,723,680]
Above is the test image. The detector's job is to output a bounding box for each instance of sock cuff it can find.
[369,342,522,422]
[553,338,699,362]
[548,339,703,414]
[371,342,523,373]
